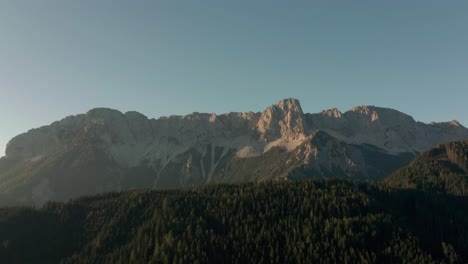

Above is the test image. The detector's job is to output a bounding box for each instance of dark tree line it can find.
[0,179,467,263]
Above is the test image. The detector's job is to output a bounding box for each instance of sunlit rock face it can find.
[1,98,467,206]
[256,98,306,141]
[306,105,468,154]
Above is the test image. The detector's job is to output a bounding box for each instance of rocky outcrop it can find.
[307,105,467,153]
[256,98,306,141]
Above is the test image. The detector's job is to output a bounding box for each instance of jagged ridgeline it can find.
[1,180,467,263]
[0,99,467,206]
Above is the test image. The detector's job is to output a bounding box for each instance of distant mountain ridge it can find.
[1,98,467,205]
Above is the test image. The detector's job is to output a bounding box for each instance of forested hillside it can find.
[385,140,468,195]
[1,179,467,263]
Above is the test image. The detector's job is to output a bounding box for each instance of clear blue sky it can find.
[0,0,467,155]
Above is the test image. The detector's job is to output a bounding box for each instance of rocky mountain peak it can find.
[125,111,148,121]
[321,108,343,118]
[449,120,464,127]
[275,98,304,114]
[209,113,217,122]
[346,105,415,124]
[348,106,381,122]
[85,108,125,120]
[256,98,306,141]
[349,105,373,114]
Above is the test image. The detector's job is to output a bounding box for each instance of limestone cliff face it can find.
[5,115,86,159]
[307,105,468,153]
[1,98,467,205]
[256,98,307,141]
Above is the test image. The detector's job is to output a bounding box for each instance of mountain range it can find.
[1,98,467,206]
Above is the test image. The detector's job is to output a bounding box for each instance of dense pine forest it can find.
[385,140,468,195]
[1,179,467,264]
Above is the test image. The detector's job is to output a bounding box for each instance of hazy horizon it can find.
[1,0,467,155]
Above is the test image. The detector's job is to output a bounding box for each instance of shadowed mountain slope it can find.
[384,140,468,195]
